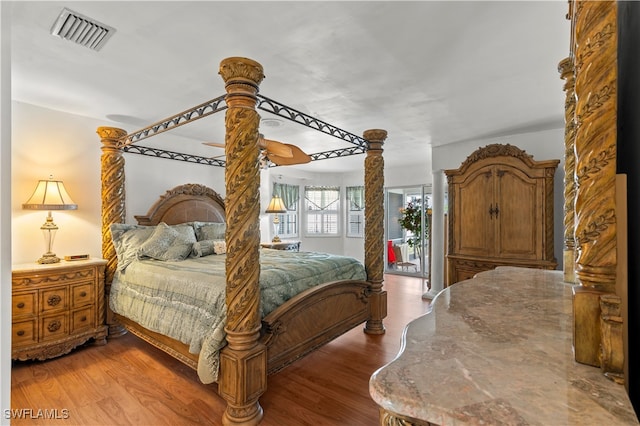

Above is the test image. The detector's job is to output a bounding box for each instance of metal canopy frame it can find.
[120,93,368,167]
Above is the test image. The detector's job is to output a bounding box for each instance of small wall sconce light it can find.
[265,194,287,242]
[22,176,77,264]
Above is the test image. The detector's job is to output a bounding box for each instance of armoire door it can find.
[453,165,494,257]
[494,165,542,260]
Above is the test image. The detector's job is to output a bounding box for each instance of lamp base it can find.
[272,235,282,243]
[38,253,61,264]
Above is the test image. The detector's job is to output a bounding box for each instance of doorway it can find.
[385,185,432,280]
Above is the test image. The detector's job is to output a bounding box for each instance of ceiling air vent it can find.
[50,8,115,51]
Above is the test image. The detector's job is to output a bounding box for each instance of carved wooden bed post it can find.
[217,57,266,425]
[558,56,577,285]
[363,129,388,335]
[569,0,624,381]
[97,126,128,337]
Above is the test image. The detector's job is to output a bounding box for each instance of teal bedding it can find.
[109,248,367,383]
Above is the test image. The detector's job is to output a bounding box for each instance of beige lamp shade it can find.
[23,178,78,210]
[265,195,287,213]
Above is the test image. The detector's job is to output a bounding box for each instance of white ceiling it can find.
[9,1,570,173]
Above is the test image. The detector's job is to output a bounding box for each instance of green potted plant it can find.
[398,199,430,260]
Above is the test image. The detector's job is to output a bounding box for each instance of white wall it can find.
[432,127,566,269]
[1,2,12,421]
[12,102,107,264]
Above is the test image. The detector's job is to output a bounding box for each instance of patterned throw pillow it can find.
[213,240,226,255]
[191,239,214,257]
[138,222,197,261]
[138,223,179,260]
[163,224,197,260]
[191,239,226,257]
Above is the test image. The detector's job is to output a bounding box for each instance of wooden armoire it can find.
[445,144,559,286]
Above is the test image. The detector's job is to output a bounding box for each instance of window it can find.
[346,186,364,237]
[273,183,299,238]
[278,212,298,238]
[304,186,340,235]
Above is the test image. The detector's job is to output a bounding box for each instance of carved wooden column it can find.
[571,0,619,368]
[558,57,577,284]
[97,126,127,338]
[363,129,387,335]
[217,57,266,426]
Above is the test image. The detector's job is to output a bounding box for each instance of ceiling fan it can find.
[203,134,311,166]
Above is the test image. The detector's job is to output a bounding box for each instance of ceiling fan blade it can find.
[202,142,225,148]
[205,138,293,158]
[267,144,311,166]
[259,137,293,158]
[204,137,308,165]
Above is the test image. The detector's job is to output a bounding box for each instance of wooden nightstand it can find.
[11,258,108,361]
[260,241,301,251]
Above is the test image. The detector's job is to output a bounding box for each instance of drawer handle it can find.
[17,302,25,309]
[47,320,61,332]
[47,294,62,306]
[16,330,25,337]
[80,291,87,297]
[80,316,87,322]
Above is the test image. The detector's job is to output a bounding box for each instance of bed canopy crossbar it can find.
[122,142,367,167]
[117,93,369,167]
[123,144,227,167]
[255,95,368,147]
[120,95,227,147]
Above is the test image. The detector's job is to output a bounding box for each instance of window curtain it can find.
[273,183,299,210]
[347,186,364,210]
[304,186,340,210]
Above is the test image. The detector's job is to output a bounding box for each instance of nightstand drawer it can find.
[12,320,37,345]
[40,286,68,313]
[71,306,95,332]
[40,313,68,340]
[72,283,94,308]
[13,292,36,317]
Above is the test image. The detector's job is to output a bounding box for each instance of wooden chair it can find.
[392,245,418,272]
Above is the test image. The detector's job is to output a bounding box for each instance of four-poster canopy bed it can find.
[97,57,388,425]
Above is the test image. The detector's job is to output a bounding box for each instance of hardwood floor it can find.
[11,274,430,425]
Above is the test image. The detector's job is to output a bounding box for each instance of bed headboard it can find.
[134,183,225,226]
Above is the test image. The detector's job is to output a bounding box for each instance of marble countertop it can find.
[370,267,638,425]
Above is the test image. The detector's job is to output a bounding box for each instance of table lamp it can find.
[22,176,78,264]
[265,194,287,242]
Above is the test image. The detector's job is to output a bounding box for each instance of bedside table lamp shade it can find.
[22,177,77,264]
[265,195,287,243]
